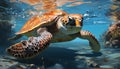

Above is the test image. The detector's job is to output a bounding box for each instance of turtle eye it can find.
[62,19,68,23]
[61,18,69,25]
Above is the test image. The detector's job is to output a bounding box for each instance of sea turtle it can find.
[7,9,100,59]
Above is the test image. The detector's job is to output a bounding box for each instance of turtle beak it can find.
[75,19,83,27]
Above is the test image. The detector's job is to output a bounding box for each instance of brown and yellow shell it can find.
[16,9,67,35]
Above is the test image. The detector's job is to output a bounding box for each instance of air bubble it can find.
[22,15,25,18]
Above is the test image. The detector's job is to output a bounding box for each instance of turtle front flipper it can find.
[6,28,52,59]
[78,30,100,52]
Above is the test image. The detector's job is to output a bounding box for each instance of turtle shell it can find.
[16,9,67,35]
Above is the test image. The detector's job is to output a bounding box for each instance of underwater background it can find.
[0,0,120,69]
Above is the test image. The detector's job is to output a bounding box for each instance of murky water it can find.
[0,0,120,69]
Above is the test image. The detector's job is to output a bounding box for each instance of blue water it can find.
[1,0,120,69]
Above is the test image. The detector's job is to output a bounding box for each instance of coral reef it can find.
[103,0,120,48]
[104,21,120,48]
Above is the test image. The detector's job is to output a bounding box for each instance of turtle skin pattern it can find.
[7,28,52,59]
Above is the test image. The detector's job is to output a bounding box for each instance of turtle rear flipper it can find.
[6,28,52,59]
[8,35,22,41]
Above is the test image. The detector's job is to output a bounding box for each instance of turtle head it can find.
[57,14,83,34]
[67,14,83,27]
[61,14,83,28]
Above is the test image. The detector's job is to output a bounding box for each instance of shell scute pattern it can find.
[16,9,67,35]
